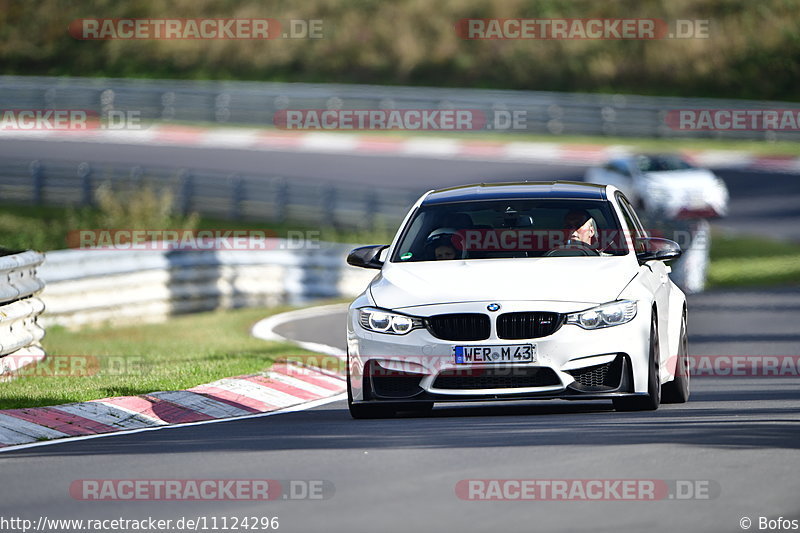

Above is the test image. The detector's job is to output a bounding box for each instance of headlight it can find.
[358,307,424,335]
[566,300,637,330]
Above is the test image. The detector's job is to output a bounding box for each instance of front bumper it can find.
[346,300,651,404]
[644,191,728,220]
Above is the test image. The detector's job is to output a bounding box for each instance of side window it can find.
[605,161,631,176]
[616,196,638,236]
[393,210,427,261]
[615,194,645,252]
[622,197,648,237]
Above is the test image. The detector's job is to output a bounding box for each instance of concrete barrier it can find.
[0,250,46,376]
[37,239,375,328]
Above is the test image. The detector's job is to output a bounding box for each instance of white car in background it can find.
[345,181,690,418]
[584,154,729,219]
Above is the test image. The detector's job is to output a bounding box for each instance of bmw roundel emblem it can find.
[487,303,501,312]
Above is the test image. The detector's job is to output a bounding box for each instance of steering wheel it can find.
[545,239,600,257]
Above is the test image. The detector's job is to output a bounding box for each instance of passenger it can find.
[425,228,459,260]
[434,243,457,260]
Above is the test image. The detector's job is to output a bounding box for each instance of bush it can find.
[0,182,199,251]
[1,0,798,100]
[92,181,199,233]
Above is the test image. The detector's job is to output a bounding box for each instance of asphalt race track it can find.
[0,139,798,532]
[1,288,799,533]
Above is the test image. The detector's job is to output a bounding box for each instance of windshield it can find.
[391,199,628,262]
[635,154,695,172]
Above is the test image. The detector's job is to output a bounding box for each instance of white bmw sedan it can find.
[584,153,729,219]
[345,181,690,418]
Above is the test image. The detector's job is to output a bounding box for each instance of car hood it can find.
[641,169,720,190]
[370,257,638,310]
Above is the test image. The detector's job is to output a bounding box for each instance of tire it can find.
[662,311,690,404]
[346,355,396,419]
[614,313,661,412]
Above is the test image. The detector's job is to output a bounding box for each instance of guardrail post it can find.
[161,92,176,120]
[229,174,244,220]
[601,105,617,136]
[78,162,93,206]
[275,178,288,223]
[129,165,144,188]
[215,93,231,123]
[30,160,44,205]
[178,170,194,215]
[323,185,337,227]
[364,190,377,228]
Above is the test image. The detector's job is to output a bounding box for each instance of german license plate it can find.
[454,344,535,364]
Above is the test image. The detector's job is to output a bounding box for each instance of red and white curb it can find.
[2,125,798,172]
[0,305,347,451]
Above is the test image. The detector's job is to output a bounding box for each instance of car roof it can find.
[422,181,608,205]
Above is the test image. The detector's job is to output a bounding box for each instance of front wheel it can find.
[614,313,661,412]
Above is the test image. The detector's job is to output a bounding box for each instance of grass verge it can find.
[707,234,800,288]
[0,306,341,410]
[0,203,394,252]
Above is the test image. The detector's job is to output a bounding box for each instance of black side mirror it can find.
[346,245,389,269]
[635,237,682,263]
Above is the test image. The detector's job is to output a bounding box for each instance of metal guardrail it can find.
[0,250,46,376]
[1,75,799,141]
[0,158,419,231]
[38,240,375,328]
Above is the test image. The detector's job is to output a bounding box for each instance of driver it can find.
[563,209,597,248]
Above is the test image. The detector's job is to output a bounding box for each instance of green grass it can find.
[707,234,800,288]
[0,306,342,410]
